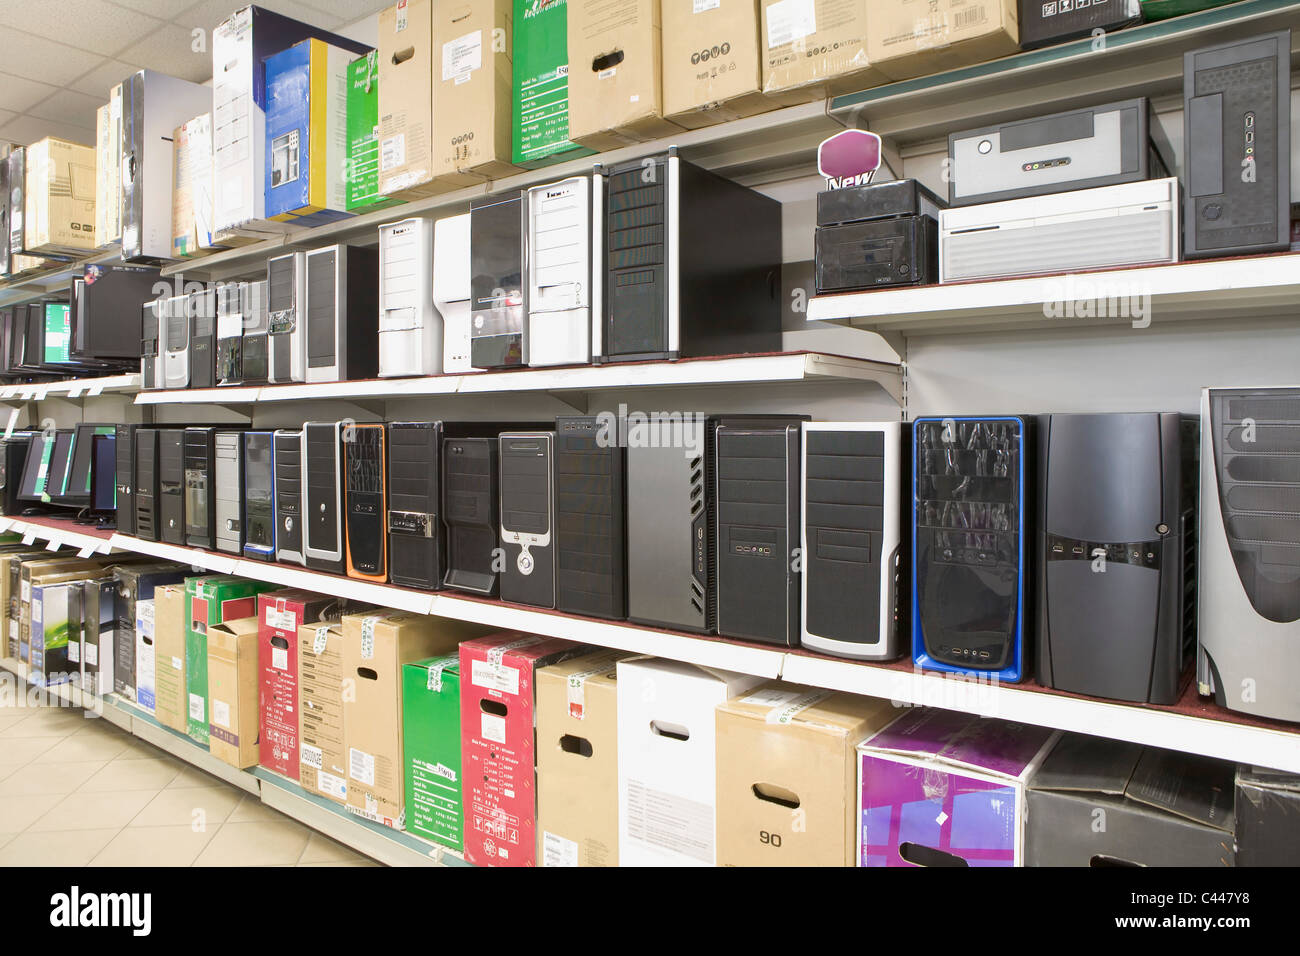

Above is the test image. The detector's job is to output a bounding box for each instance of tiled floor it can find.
[0,699,377,867]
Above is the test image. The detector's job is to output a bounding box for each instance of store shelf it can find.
[134,350,906,407]
[806,253,1300,337]
[0,373,141,404]
[0,515,119,557]
[0,250,122,309]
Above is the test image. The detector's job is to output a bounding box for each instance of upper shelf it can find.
[0,250,122,310]
[0,373,140,404]
[806,253,1300,338]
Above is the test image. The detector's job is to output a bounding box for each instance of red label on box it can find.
[257,592,309,779]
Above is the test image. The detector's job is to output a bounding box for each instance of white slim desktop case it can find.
[378,217,440,377]
[433,213,477,374]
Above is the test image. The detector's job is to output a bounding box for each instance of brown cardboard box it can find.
[865,0,1019,81]
[759,0,885,98]
[715,681,898,866]
[206,616,260,768]
[298,621,348,803]
[662,0,776,128]
[153,584,188,734]
[0,551,44,659]
[567,0,682,150]
[535,648,630,866]
[432,0,517,185]
[342,610,485,827]
[378,0,453,199]
[23,137,97,256]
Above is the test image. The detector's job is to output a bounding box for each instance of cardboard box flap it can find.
[462,631,577,665]
[1027,733,1143,796]
[207,616,261,660]
[406,652,461,691]
[859,709,1055,782]
[538,647,627,683]
[619,654,757,686]
[1124,748,1236,833]
[721,680,897,736]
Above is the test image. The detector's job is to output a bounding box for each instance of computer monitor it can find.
[89,434,116,527]
[42,430,75,504]
[17,433,52,508]
[43,302,74,366]
[65,423,115,507]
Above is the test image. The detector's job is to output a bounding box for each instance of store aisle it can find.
[0,699,377,867]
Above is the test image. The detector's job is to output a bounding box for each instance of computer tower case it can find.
[243,431,276,561]
[388,421,444,590]
[1200,387,1300,722]
[527,176,596,367]
[345,423,387,582]
[240,280,270,385]
[378,218,440,377]
[157,428,185,545]
[214,430,245,555]
[183,426,218,550]
[626,414,718,634]
[1037,413,1196,705]
[595,149,782,364]
[815,179,943,294]
[140,298,162,389]
[134,428,159,541]
[7,147,25,259]
[443,436,500,595]
[0,433,34,516]
[1183,29,1292,258]
[267,251,306,384]
[0,157,9,277]
[469,191,527,369]
[305,244,380,383]
[73,262,161,362]
[303,421,346,573]
[161,294,189,389]
[119,70,210,263]
[499,432,556,608]
[801,422,908,661]
[913,416,1032,683]
[189,288,217,390]
[554,415,626,621]
[714,417,808,646]
[215,282,245,386]
[274,428,305,565]
[114,424,139,537]
[434,213,476,374]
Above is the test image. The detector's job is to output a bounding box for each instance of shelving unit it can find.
[0,373,141,404]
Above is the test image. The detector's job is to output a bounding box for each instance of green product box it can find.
[185,576,276,744]
[402,654,464,850]
[1139,0,1242,19]
[347,52,404,212]
[512,0,596,168]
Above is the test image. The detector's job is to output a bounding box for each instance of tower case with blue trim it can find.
[913,415,1032,682]
[242,430,276,561]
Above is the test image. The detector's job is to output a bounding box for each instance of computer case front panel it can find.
[303,421,345,573]
[214,430,244,554]
[442,436,499,595]
[555,416,626,620]
[243,431,276,560]
[157,428,185,545]
[274,429,304,565]
[345,423,387,581]
[388,421,442,590]
[499,432,556,608]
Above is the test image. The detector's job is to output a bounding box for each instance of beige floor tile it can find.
[0,791,65,833]
[29,789,157,832]
[0,762,24,783]
[33,731,135,764]
[298,859,379,867]
[297,831,372,864]
[110,735,168,761]
[226,794,284,824]
[0,711,87,738]
[193,819,313,867]
[90,824,220,867]
[0,760,106,796]
[129,785,241,829]
[0,735,60,764]
[0,710,35,730]
[0,831,14,852]
[0,827,118,866]
[164,763,229,790]
[80,758,181,793]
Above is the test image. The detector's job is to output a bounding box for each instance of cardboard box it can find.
[535,648,630,866]
[346,52,405,211]
[207,615,262,768]
[716,682,899,866]
[30,581,90,688]
[567,0,682,150]
[1017,0,1140,50]
[460,633,589,866]
[258,590,340,779]
[22,559,104,665]
[172,113,223,257]
[662,0,775,128]
[1139,0,1236,20]
[23,137,96,256]
[343,610,486,827]
[134,599,156,713]
[378,0,448,199]
[0,550,44,659]
[79,579,117,697]
[153,583,188,733]
[402,653,465,849]
[617,656,763,866]
[114,564,186,702]
[512,0,595,167]
[95,85,123,248]
[1235,766,1300,867]
[857,708,1056,866]
[1025,734,1236,866]
[264,39,355,225]
[432,0,517,185]
[186,576,276,744]
[759,0,884,98]
[299,620,348,803]
[865,0,1020,81]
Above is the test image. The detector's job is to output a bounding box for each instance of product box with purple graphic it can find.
[857,708,1057,867]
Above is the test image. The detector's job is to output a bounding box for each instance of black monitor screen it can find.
[43,430,74,503]
[66,423,115,504]
[18,433,52,502]
[91,434,116,512]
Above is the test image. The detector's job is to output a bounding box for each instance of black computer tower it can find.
[443,436,500,595]
[114,424,138,536]
[345,423,387,582]
[243,431,276,561]
[189,289,217,389]
[555,416,626,621]
[469,191,527,369]
[714,417,806,647]
[183,426,218,550]
[73,263,161,362]
[140,299,161,389]
[1184,29,1291,258]
[0,157,9,278]
[274,429,304,565]
[1037,413,1196,705]
[238,280,270,386]
[388,421,443,590]
[157,428,185,544]
[305,245,380,383]
[134,428,160,541]
[303,421,346,574]
[499,432,556,608]
[596,149,782,363]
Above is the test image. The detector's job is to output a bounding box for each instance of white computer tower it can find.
[433,213,477,374]
[160,294,190,389]
[527,176,597,367]
[378,217,440,377]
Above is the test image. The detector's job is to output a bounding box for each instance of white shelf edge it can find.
[125,712,262,795]
[0,373,140,404]
[1,517,118,557]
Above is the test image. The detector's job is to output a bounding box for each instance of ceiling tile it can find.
[112,0,202,16]
[0,114,96,148]
[0,0,163,58]
[116,23,211,83]
[0,27,104,88]
[66,59,148,98]
[0,71,59,114]
[178,0,343,37]
[27,88,105,131]
[301,0,392,21]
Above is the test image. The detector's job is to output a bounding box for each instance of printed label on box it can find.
[318,770,347,799]
[766,0,817,48]
[350,746,376,786]
[188,693,204,721]
[212,698,231,729]
[543,830,579,867]
[694,0,721,10]
[443,30,482,81]
[624,778,713,863]
[272,646,288,671]
[380,135,405,172]
[301,743,323,770]
[171,655,182,670]
[480,711,507,744]
[471,658,520,695]
[265,605,295,630]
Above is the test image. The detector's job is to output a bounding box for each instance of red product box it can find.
[459,633,589,867]
[258,590,338,779]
